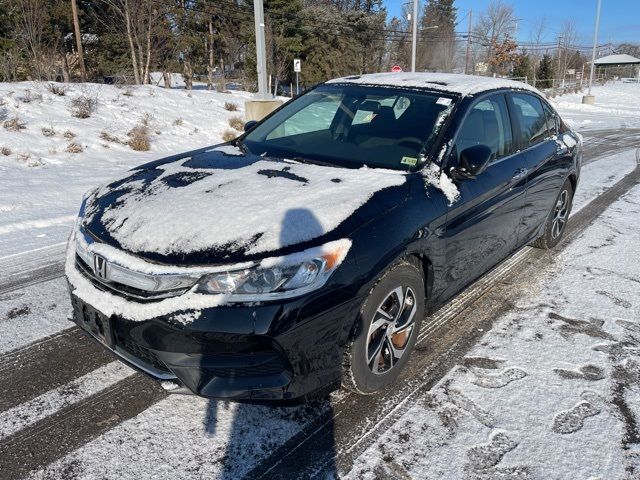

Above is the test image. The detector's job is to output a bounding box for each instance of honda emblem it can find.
[93,254,108,280]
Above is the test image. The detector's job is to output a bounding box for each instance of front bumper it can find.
[69,286,360,402]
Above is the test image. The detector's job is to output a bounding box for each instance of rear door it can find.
[509,93,566,244]
[439,93,528,299]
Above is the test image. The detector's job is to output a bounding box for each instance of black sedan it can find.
[66,73,581,402]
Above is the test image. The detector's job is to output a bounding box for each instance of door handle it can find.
[512,168,528,180]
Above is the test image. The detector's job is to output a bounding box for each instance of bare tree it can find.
[559,19,579,75]
[14,0,47,78]
[98,0,162,84]
[529,16,548,84]
[474,0,516,71]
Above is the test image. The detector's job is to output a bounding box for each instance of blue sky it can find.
[384,0,640,45]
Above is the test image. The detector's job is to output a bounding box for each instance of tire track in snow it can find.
[0,373,166,480]
[0,362,134,440]
[0,329,113,412]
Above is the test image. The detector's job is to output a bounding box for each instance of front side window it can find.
[512,93,552,148]
[542,101,559,136]
[243,85,455,171]
[452,94,513,165]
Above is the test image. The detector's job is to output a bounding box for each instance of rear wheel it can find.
[533,179,573,250]
[342,261,425,394]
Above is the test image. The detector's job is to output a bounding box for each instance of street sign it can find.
[294,59,301,73]
[391,65,402,73]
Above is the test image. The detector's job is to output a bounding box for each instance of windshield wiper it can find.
[290,156,337,167]
[233,138,249,154]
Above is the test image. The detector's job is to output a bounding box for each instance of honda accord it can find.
[66,72,581,402]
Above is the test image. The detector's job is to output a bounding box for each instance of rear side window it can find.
[453,94,513,164]
[512,93,553,147]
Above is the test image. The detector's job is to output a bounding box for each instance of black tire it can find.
[342,260,425,394]
[533,179,574,250]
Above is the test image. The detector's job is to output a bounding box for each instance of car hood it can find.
[82,144,408,266]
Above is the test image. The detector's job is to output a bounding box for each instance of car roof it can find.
[326,72,540,98]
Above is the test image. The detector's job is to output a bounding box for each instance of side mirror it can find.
[450,145,492,180]
[244,120,258,133]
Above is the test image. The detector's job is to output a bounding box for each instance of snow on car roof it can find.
[326,72,540,97]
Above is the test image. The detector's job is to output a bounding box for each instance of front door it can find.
[440,93,528,300]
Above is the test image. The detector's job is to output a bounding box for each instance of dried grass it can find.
[100,130,126,144]
[127,124,150,151]
[41,126,56,137]
[3,116,26,131]
[221,129,237,142]
[224,102,239,112]
[17,89,42,103]
[47,83,68,96]
[65,142,83,154]
[69,94,98,118]
[228,116,244,131]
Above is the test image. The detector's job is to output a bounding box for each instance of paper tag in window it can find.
[436,97,452,106]
[400,156,417,166]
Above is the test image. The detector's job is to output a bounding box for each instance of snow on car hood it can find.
[83,146,407,258]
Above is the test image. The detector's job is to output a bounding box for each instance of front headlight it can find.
[197,239,352,301]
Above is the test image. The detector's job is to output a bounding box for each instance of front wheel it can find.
[342,261,425,394]
[533,179,574,250]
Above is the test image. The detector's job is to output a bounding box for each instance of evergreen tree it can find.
[537,53,553,88]
[419,0,457,72]
[511,50,531,80]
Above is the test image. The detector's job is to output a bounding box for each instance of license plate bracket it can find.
[75,302,115,349]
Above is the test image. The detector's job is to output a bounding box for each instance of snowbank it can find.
[0,81,251,258]
[552,81,640,130]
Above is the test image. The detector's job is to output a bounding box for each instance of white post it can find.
[411,0,418,72]
[296,72,299,96]
[245,0,282,121]
[464,9,472,75]
[253,0,270,100]
[587,0,602,97]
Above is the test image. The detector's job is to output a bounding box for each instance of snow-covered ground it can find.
[0,81,251,258]
[550,81,640,131]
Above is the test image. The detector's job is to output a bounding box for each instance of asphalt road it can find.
[0,130,638,479]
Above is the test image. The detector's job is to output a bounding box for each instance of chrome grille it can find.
[74,227,201,301]
[75,255,192,301]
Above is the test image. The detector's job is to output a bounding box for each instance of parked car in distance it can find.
[66,72,581,403]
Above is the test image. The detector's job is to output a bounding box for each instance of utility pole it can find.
[584,0,602,103]
[411,0,418,72]
[245,0,281,121]
[70,0,86,82]
[556,34,564,89]
[464,9,472,75]
[253,0,270,100]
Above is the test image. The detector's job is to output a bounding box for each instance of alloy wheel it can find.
[366,286,417,375]
[551,190,569,239]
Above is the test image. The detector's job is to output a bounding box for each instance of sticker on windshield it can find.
[436,97,452,106]
[400,156,418,166]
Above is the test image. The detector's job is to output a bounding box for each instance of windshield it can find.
[242,84,455,171]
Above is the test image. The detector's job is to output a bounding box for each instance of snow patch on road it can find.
[0,362,133,440]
